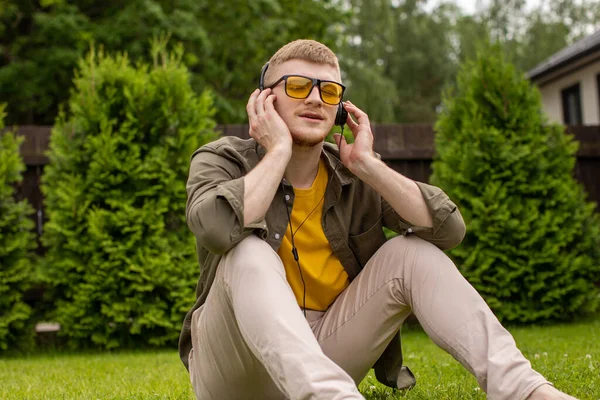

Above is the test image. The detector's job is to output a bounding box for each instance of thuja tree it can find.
[430,44,600,323]
[0,104,36,351]
[42,45,217,348]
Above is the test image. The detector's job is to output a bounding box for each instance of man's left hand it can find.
[333,101,377,177]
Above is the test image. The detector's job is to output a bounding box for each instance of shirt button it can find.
[285,194,291,201]
[274,233,281,239]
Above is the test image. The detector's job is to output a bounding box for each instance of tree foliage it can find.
[340,0,599,123]
[0,0,346,125]
[2,0,598,126]
[430,44,600,323]
[340,0,460,123]
[0,104,36,351]
[41,45,217,348]
[461,0,600,72]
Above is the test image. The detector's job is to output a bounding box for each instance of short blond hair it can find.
[263,39,340,85]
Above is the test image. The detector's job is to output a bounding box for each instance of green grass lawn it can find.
[1,318,598,400]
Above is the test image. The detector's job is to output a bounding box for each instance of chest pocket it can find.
[348,217,387,268]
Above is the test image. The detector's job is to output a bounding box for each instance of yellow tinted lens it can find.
[286,76,313,98]
[320,82,343,104]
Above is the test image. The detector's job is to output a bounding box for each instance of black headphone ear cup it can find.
[335,104,348,127]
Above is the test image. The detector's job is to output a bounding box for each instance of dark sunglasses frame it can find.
[268,75,346,105]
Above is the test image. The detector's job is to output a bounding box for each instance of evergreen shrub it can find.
[430,44,600,323]
[0,104,36,351]
[42,46,217,349]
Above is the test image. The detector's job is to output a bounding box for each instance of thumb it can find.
[333,133,342,147]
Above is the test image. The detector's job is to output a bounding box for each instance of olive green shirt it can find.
[179,136,466,385]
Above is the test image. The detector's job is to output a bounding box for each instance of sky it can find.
[440,0,544,14]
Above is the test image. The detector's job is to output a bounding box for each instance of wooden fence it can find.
[8,124,600,250]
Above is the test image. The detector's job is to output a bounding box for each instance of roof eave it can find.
[528,43,600,81]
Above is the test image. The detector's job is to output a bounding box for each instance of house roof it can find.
[527,29,600,80]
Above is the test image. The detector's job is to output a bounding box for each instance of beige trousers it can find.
[188,235,548,400]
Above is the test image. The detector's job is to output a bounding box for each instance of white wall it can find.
[536,59,600,125]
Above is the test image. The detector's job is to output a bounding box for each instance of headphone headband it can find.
[258,62,269,91]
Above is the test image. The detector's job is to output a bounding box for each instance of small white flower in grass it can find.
[563,354,568,357]
[587,354,595,372]
[534,354,540,359]
[369,385,376,391]
[474,388,480,392]
[542,352,548,357]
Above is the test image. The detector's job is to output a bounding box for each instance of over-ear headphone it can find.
[259,62,348,128]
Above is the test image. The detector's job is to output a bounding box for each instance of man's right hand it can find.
[246,88,292,156]
[242,89,294,226]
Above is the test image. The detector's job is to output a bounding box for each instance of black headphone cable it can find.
[280,127,345,319]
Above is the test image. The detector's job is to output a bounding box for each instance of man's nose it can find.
[304,84,323,104]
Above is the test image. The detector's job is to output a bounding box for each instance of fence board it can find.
[5,124,600,251]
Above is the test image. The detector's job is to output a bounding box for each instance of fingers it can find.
[344,100,370,127]
[333,132,348,146]
[255,88,271,116]
[247,87,290,152]
[343,101,372,142]
[345,111,359,131]
[333,133,342,147]
[246,88,272,121]
[333,133,347,154]
[248,89,275,140]
[246,89,259,121]
[263,93,279,119]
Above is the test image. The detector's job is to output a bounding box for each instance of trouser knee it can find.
[221,234,286,285]
[380,234,447,264]
[374,235,457,289]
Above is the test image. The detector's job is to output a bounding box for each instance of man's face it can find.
[268,59,341,147]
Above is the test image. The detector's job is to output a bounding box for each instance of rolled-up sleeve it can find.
[186,149,267,255]
[382,182,466,250]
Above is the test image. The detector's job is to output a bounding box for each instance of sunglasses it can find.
[268,75,345,105]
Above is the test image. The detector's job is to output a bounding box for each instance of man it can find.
[179,39,575,400]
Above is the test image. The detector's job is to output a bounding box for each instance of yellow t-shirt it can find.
[277,159,350,311]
